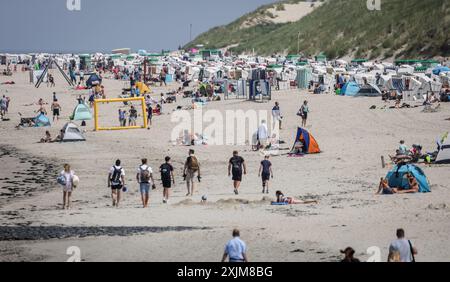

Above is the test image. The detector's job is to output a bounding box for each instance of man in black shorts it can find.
[51,99,61,122]
[258,155,273,194]
[160,156,175,204]
[228,151,247,195]
[108,160,126,208]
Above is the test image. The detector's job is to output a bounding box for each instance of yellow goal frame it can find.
[94,97,148,131]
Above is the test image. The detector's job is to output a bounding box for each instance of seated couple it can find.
[376,174,419,195]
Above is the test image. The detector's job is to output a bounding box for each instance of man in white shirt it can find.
[108,160,125,208]
[222,229,248,263]
[136,158,155,208]
[272,102,282,130]
[389,228,418,262]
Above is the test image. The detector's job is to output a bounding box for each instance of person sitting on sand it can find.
[53,129,65,143]
[39,131,52,143]
[376,178,397,195]
[398,140,408,155]
[340,247,360,263]
[396,173,420,194]
[275,191,318,205]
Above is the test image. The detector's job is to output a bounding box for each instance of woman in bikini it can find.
[275,191,318,205]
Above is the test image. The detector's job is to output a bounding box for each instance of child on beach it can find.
[59,164,75,210]
[258,155,273,194]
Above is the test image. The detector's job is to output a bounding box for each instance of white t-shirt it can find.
[389,239,414,262]
[109,166,125,185]
[258,124,268,140]
[60,170,75,190]
[137,165,153,184]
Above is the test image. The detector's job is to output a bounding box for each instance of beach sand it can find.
[0,70,449,262]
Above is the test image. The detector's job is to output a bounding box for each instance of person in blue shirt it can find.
[222,229,248,263]
[398,140,408,155]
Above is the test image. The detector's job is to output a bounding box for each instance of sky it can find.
[0,0,277,53]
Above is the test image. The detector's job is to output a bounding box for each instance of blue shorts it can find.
[140,183,150,194]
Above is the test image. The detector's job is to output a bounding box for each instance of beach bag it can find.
[297,108,304,117]
[57,175,66,186]
[188,156,199,172]
[140,166,151,183]
[72,175,79,188]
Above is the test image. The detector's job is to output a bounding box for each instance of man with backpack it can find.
[136,158,155,208]
[183,149,201,197]
[108,160,126,208]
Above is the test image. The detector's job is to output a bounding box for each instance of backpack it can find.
[140,166,151,183]
[187,156,199,172]
[110,166,122,185]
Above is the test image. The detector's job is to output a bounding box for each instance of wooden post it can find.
[381,156,386,169]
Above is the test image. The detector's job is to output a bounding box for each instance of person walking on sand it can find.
[108,160,126,208]
[160,156,175,204]
[222,229,248,263]
[51,99,61,122]
[388,229,418,262]
[0,95,8,119]
[258,155,273,194]
[299,100,310,128]
[136,158,155,208]
[183,149,201,196]
[59,164,75,210]
[147,104,153,129]
[272,101,283,130]
[228,151,247,195]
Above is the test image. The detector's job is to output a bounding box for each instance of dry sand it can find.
[241,1,321,28]
[0,70,449,262]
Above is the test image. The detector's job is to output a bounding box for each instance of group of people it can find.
[377,173,420,195]
[340,229,418,263]
[57,148,320,209]
[222,228,418,263]
[105,150,198,208]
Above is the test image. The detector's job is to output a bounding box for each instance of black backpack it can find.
[110,166,122,185]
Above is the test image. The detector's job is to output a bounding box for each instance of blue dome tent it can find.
[340,82,360,96]
[386,164,431,193]
[34,113,51,127]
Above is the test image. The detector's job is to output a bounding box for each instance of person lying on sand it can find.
[275,191,318,205]
[376,178,397,195]
[389,150,413,164]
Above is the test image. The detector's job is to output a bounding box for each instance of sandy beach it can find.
[1,70,449,262]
